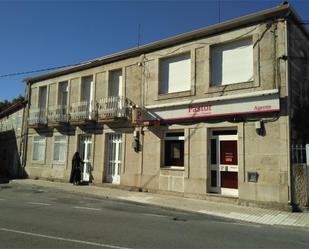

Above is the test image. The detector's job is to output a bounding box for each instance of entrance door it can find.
[210,131,238,196]
[79,135,92,182]
[106,133,122,184]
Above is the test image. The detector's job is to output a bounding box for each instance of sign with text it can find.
[147,94,280,121]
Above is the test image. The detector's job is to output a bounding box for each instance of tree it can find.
[0,95,25,113]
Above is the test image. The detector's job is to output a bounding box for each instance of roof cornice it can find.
[24,3,303,84]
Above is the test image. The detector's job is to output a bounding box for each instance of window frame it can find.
[52,135,68,164]
[157,50,195,100]
[32,135,46,163]
[206,34,260,94]
[162,131,185,169]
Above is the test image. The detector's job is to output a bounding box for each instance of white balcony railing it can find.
[70,100,96,122]
[97,96,131,120]
[29,108,47,126]
[48,105,69,123]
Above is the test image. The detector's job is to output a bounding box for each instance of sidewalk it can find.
[11,179,309,228]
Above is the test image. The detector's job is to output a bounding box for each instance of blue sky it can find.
[0,0,308,101]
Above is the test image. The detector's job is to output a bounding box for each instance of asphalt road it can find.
[0,182,309,249]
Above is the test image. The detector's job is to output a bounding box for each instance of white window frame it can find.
[210,38,254,86]
[52,135,67,164]
[32,135,46,162]
[159,52,192,95]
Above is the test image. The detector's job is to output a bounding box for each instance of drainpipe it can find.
[284,19,294,207]
[21,81,31,178]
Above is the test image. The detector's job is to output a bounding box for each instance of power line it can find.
[0,63,80,79]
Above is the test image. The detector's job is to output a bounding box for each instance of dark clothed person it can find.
[70,152,84,185]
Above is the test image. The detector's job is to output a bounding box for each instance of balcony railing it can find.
[70,100,97,122]
[48,105,69,124]
[29,108,47,127]
[97,96,131,121]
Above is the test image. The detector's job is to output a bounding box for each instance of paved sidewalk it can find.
[9,179,309,228]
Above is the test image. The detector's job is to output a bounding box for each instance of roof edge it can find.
[25,3,297,84]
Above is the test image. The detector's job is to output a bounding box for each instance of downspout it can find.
[284,19,293,206]
[21,81,31,178]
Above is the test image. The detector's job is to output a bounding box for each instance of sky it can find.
[0,0,308,101]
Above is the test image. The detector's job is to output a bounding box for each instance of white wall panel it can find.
[160,53,191,94]
[211,39,253,86]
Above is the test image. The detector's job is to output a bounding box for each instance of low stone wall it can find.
[292,164,309,210]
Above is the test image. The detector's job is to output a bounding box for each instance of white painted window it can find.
[159,53,191,94]
[109,69,123,97]
[32,136,45,161]
[211,39,253,86]
[53,135,67,162]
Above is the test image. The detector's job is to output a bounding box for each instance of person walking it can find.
[69,152,84,185]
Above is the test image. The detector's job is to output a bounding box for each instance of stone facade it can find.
[15,4,309,210]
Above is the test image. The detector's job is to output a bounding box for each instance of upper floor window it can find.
[58,81,68,107]
[81,76,93,102]
[38,86,47,109]
[159,53,191,94]
[211,38,253,86]
[109,69,123,97]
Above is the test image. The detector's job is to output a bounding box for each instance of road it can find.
[0,181,308,249]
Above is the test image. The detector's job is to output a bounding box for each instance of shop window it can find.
[32,136,45,161]
[211,38,253,86]
[163,132,184,167]
[53,135,67,162]
[159,53,191,94]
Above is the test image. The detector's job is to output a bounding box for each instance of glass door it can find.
[79,135,92,182]
[210,131,238,196]
[106,133,122,184]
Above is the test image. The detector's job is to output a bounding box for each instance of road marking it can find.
[0,227,134,249]
[142,213,170,218]
[0,198,6,201]
[27,202,51,206]
[74,206,101,211]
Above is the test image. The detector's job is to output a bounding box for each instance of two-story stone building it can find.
[23,3,309,210]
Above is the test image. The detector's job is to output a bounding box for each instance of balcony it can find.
[69,100,97,125]
[28,108,47,128]
[97,96,132,122]
[47,105,69,126]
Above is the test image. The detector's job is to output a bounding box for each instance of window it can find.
[159,53,191,94]
[32,136,45,161]
[58,81,68,106]
[53,136,67,162]
[38,86,47,109]
[109,69,123,97]
[81,76,93,102]
[163,132,184,167]
[211,38,253,86]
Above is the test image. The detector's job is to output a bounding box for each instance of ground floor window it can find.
[32,136,45,161]
[53,135,67,162]
[163,132,184,167]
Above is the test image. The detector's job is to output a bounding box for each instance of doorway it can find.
[79,135,92,182]
[106,133,122,184]
[210,130,238,197]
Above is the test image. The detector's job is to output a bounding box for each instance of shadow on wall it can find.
[0,130,28,183]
